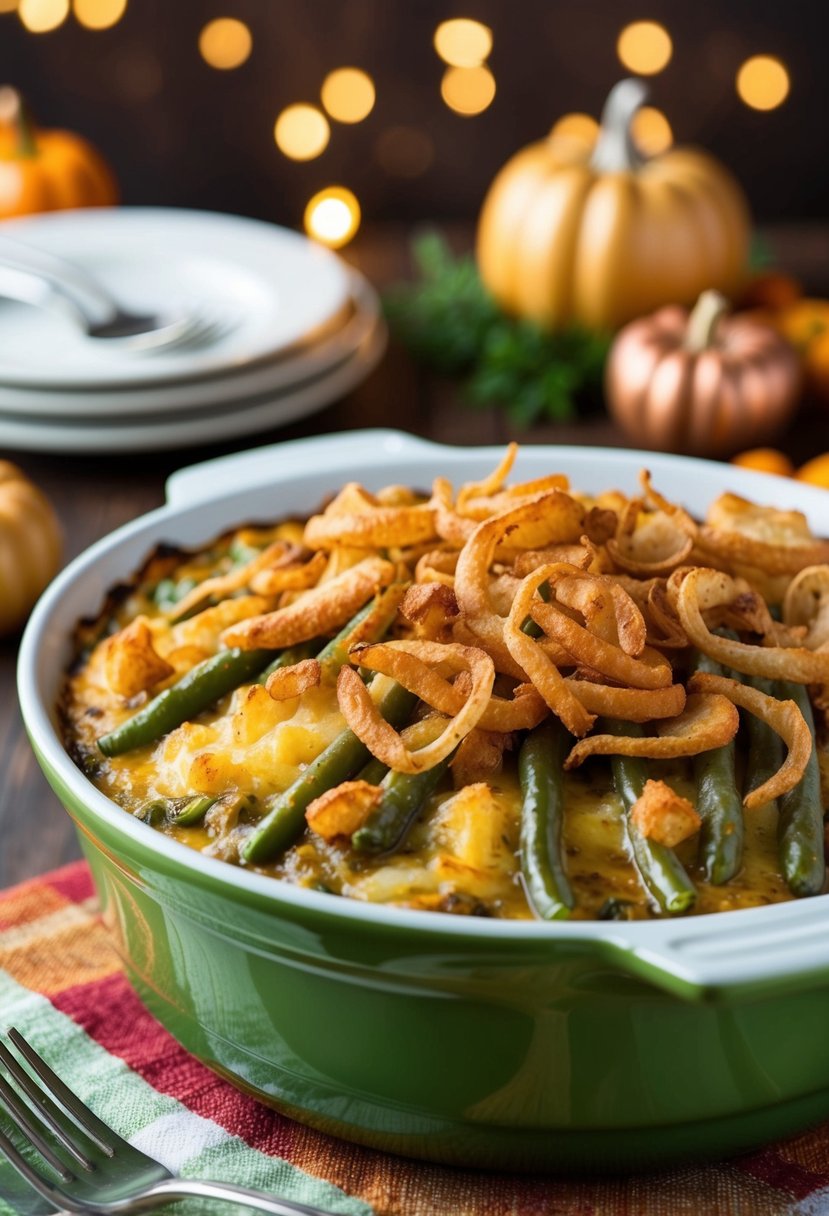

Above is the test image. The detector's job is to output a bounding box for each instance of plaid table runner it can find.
[1,861,828,1216]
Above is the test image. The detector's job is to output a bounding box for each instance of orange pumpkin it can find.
[606,291,802,458]
[0,461,61,635]
[476,79,750,333]
[0,86,118,219]
[771,300,829,402]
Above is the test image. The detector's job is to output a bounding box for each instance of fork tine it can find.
[0,1067,75,1181]
[7,1029,116,1158]
[0,1122,67,1209]
[0,1042,95,1172]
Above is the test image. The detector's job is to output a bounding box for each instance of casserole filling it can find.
[61,448,829,920]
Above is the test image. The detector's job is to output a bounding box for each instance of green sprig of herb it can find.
[383,232,611,425]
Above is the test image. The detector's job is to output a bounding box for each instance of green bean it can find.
[598,898,637,921]
[517,718,574,919]
[98,647,273,758]
[153,576,197,610]
[778,681,826,897]
[357,756,389,785]
[691,650,744,884]
[172,795,217,827]
[317,585,407,683]
[136,798,169,827]
[352,755,452,854]
[606,720,697,915]
[521,580,552,639]
[241,682,417,864]
[745,676,786,801]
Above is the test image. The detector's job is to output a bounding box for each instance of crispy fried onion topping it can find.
[503,566,595,737]
[607,498,695,576]
[221,555,395,650]
[673,568,829,683]
[564,693,739,769]
[337,641,495,773]
[783,566,829,650]
[303,501,437,550]
[688,672,812,810]
[265,658,321,701]
[169,540,294,619]
[104,617,174,699]
[564,677,686,722]
[400,582,459,641]
[249,550,328,596]
[552,571,647,656]
[630,779,701,847]
[306,779,382,841]
[454,492,585,678]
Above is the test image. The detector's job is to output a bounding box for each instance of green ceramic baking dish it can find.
[17,430,829,1172]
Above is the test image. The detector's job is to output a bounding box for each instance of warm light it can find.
[18,0,68,31]
[549,112,599,153]
[199,17,252,70]
[73,0,125,29]
[736,55,790,111]
[617,21,672,75]
[374,126,434,178]
[321,67,375,123]
[440,65,496,116]
[304,186,361,249]
[274,104,330,161]
[0,0,19,12]
[433,18,492,68]
[631,106,672,155]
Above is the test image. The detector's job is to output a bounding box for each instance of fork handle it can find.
[114,1176,339,1215]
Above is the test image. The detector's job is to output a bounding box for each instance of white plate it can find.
[0,319,386,453]
[0,208,351,389]
[0,273,379,419]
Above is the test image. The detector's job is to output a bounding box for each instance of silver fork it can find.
[0,237,207,353]
[0,1028,338,1215]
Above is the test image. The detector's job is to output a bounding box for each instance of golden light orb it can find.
[631,106,673,155]
[433,18,492,68]
[321,67,375,123]
[0,1,19,13]
[18,0,68,32]
[617,21,672,75]
[73,0,126,29]
[440,65,496,116]
[304,186,361,249]
[736,55,790,111]
[198,17,252,70]
[274,104,330,161]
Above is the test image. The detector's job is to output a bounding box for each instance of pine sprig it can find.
[383,232,610,425]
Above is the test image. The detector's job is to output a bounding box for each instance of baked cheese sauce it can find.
[61,527,802,922]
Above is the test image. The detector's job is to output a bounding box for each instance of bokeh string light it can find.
[274,103,330,160]
[632,106,673,155]
[73,0,126,30]
[433,18,492,68]
[198,17,252,70]
[0,0,19,12]
[321,68,375,124]
[737,55,790,110]
[441,64,496,116]
[304,186,361,249]
[18,0,68,32]
[616,21,672,75]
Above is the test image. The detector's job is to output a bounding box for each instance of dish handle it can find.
[165,429,444,506]
[604,897,829,1001]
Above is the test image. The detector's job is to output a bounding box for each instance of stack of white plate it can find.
[0,208,386,454]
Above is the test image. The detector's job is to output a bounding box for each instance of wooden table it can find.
[2,222,829,889]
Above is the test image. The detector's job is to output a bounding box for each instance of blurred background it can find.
[0,0,826,237]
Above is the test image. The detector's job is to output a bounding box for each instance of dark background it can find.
[0,0,826,233]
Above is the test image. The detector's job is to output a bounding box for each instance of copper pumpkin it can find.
[605,291,802,458]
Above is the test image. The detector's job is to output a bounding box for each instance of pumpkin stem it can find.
[0,87,38,158]
[590,78,648,173]
[685,290,730,352]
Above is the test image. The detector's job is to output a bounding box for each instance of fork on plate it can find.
[0,1028,336,1215]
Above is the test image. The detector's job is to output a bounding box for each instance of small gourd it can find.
[0,462,61,635]
[605,290,802,458]
[0,86,117,219]
[476,78,750,332]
